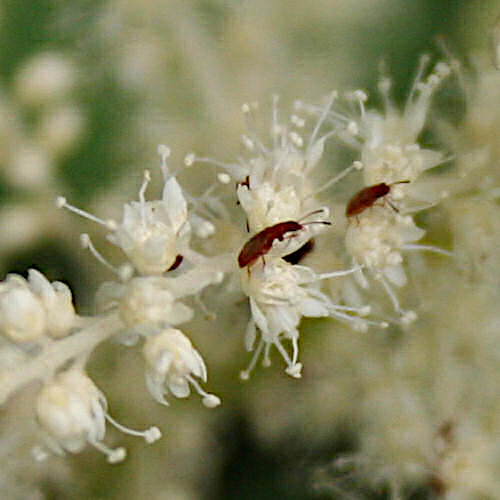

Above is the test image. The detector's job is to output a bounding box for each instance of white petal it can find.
[168,377,190,398]
[156,351,174,375]
[192,348,208,382]
[384,264,407,287]
[168,302,194,325]
[145,372,169,406]
[249,298,269,333]
[298,298,329,317]
[162,177,187,233]
[306,137,325,171]
[28,269,55,304]
[244,320,257,351]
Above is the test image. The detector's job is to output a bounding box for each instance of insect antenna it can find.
[298,207,330,222]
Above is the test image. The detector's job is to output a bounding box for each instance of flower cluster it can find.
[1,50,498,500]
[298,58,454,322]
[0,148,223,463]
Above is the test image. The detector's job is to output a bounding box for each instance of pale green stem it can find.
[0,313,123,405]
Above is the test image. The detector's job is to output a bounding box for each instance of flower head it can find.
[143,328,221,408]
[185,96,348,233]
[240,259,375,379]
[301,59,452,205]
[36,368,161,463]
[56,145,197,277]
[0,269,76,342]
[107,168,190,275]
[345,203,452,322]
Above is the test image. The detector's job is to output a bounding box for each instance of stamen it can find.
[307,90,337,152]
[262,343,272,367]
[273,339,290,365]
[242,102,269,157]
[328,309,370,332]
[402,244,453,257]
[310,265,364,282]
[240,338,264,380]
[352,90,368,117]
[330,304,371,316]
[185,374,221,408]
[377,62,393,113]
[274,339,301,378]
[290,114,305,128]
[241,134,255,151]
[408,54,431,103]
[378,275,403,314]
[272,94,279,150]
[90,439,127,464]
[105,414,162,444]
[291,336,299,365]
[305,162,358,200]
[55,196,116,230]
[138,170,151,225]
[80,234,122,277]
[184,154,247,178]
[157,144,171,180]
[217,172,231,184]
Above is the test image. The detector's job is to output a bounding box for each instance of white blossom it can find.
[344,205,450,322]
[57,147,194,277]
[36,369,160,463]
[240,259,376,379]
[0,270,76,342]
[143,328,220,408]
[97,277,194,338]
[302,59,452,205]
[107,170,191,275]
[357,59,450,191]
[186,95,352,232]
[27,269,77,339]
[96,266,224,343]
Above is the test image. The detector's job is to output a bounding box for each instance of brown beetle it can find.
[346,181,409,217]
[238,211,330,269]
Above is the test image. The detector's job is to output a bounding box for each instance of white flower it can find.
[0,274,46,342]
[36,369,161,463]
[96,267,224,343]
[346,208,424,283]
[186,96,349,232]
[27,269,76,339]
[304,59,451,204]
[345,206,450,321]
[57,147,194,277]
[240,259,375,379]
[358,60,449,189]
[0,270,76,342]
[107,170,190,275]
[143,328,221,408]
[97,277,194,338]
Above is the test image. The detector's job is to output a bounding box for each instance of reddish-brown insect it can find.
[346,181,409,217]
[238,221,302,268]
[238,212,330,269]
[167,254,183,271]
